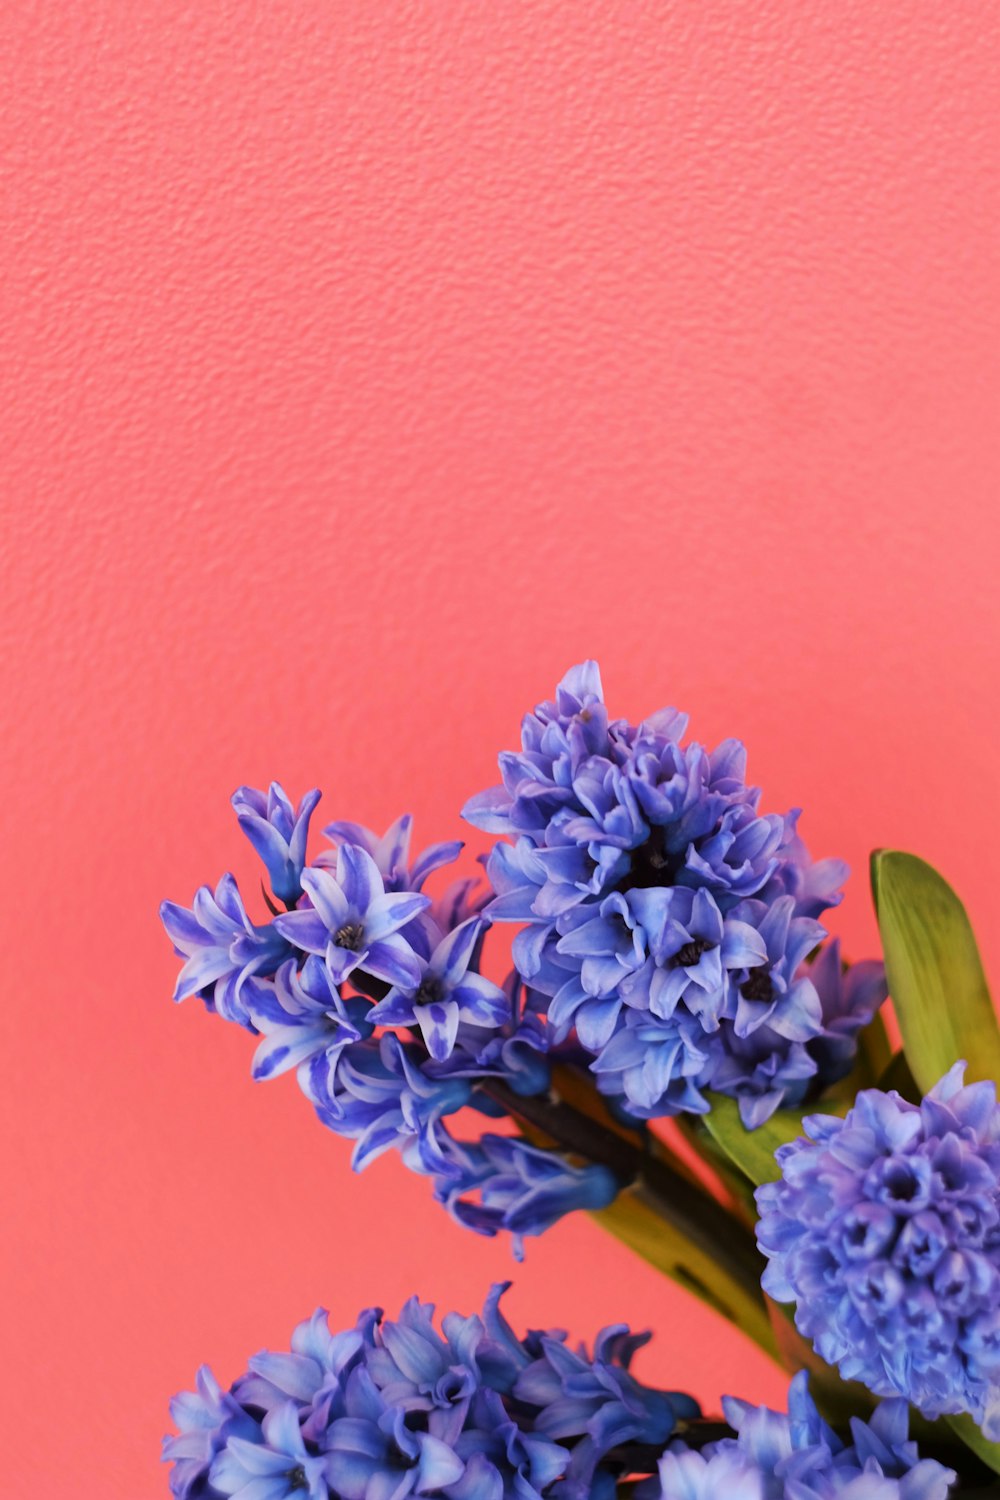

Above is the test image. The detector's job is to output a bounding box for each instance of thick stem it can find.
[481,1078,761,1279]
[480,1077,780,1364]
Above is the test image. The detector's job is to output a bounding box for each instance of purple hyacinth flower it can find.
[806,939,889,1083]
[677,798,787,903]
[650,1447,763,1500]
[323,1374,465,1500]
[448,1391,570,1500]
[303,1031,473,1175]
[768,810,849,920]
[514,1324,699,1500]
[275,845,429,990]
[234,1307,376,1422]
[700,937,887,1130]
[462,664,852,1124]
[367,917,509,1061]
[756,1064,1000,1434]
[161,873,290,1029]
[161,783,617,1250]
[541,882,835,1125]
[650,1371,955,1500]
[232,782,322,905]
[620,887,771,1036]
[726,896,825,1044]
[707,1025,821,1129]
[245,957,364,1081]
[627,888,765,1024]
[320,813,463,895]
[162,1366,260,1500]
[166,1285,705,1500]
[167,1304,954,1500]
[438,1134,619,1257]
[462,660,611,841]
[590,1009,713,1118]
[209,1400,331,1499]
[546,892,648,1051]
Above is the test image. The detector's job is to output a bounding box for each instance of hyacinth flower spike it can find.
[756,1063,1000,1438]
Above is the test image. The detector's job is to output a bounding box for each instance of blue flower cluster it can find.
[756,1064,1000,1437]
[163,1283,700,1500]
[161,791,617,1252]
[160,665,887,1250]
[645,1371,954,1500]
[464,663,885,1127]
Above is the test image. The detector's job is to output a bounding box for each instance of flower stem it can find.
[479,1076,782,1366]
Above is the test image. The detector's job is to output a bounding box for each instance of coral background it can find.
[2,4,999,1496]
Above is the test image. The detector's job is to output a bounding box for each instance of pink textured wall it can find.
[2,5,999,1495]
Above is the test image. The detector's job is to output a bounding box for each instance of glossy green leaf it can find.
[591,1185,781,1365]
[702,1093,809,1186]
[944,1414,1000,1477]
[853,1008,893,1087]
[821,1010,893,1110]
[870,850,1000,1094]
[877,1050,921,1103]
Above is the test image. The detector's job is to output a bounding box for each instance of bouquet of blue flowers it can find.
[160,663,1000,1498]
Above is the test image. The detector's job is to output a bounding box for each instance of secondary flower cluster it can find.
[161,791,617,1252]
[756,1064,1000,1438]
[464,663,885,1127]
[645,1371,955,1500]
[163,1284,700,1500]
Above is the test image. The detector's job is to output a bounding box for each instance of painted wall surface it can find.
[2,5,999,1495]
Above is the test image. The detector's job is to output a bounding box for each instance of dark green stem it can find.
[479,1077,769,1319]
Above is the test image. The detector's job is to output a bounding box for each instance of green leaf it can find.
[870,850,1000,1095]
[853,1008,893,1088]
[702,1093,809,1186]
[877,1050,921,1103]
[821,1010,893,1110]
[944,1413,1000,1476]
[591,1185,782,1366]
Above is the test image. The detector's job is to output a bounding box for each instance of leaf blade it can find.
[701,1093,809,1187]
[944,1414,1000,1477]
[591,1186,782,1366]
[870,850,1000,1094]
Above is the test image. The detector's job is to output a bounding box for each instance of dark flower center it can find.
[626,825,678,889]
[741,968,774,1003]
[415,975,444,1006]
[674,938,712,968]
[287,1466,307,1490]
[334,922,365,951]
[883,1161,921,1201]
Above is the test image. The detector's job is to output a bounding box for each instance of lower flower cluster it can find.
[164,1293,957,1500]
[163,1285,699,1500]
